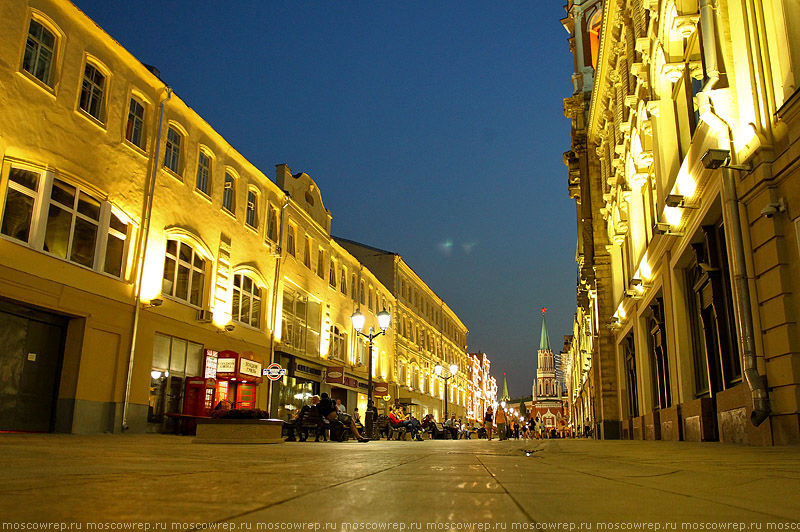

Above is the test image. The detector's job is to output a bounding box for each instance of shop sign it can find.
[240,358,262,378]
[343,376,358,388]
[296,364,322,376]
[217,358,236,374]
[373,383,389,396]
[325,366,345,384]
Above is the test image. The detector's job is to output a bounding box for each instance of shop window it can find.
[22,18,57,87]
[79,62,107,123]
[162,239,206,307]
[328,325,347,362]
[125,97,146,149]
[232,273,262,328]
[1,166,129,277]
[648,297,672,410]
[164,127,183,175]
[148,333,203,431]
[245,189,258,229]
[222,172,235,214]
[281,288,321,357]
[195,150,212,196]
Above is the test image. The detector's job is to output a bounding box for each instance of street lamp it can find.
[351,307,391,439]
[434,363,458,421]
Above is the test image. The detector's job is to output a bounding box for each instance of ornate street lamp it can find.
[434,363,459,421]
[351,307,391,439]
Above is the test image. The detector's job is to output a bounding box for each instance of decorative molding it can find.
[672,15,700,39]
[661,62,686,83]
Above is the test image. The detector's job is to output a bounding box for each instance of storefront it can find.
[324,366,369,416]
[271,351,322,422]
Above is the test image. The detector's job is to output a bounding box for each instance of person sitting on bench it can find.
[317,393,369,442]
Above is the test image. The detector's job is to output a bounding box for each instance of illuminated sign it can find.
[217,358,236,373]
[239,358,262,378]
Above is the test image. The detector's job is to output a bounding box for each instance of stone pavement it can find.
[1,434,799,528]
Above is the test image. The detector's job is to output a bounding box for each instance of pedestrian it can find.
[495,405,507,441]
[484,406,494,440]
[318,393,368,442]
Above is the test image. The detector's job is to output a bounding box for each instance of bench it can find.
[426,421,449,439]
[284,405,349,442]
[377,415,406,440]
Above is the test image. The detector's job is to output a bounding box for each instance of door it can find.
[0,301,66,432]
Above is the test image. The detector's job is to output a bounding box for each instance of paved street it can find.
[1,435,799,529]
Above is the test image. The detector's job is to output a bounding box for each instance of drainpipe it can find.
[697,0,770,427]
[266,193,290,416]
[121,87,172,431]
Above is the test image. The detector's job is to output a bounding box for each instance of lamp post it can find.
[434,363,458,421]
[351,308,391,439]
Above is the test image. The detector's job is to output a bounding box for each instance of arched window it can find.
[162,239,206,306]
[22,16,59,87]
[196,149,212,196]
[79,59,108,123]
[245,188,258,228]
[232,272,262,328]
[222,172,236,214]
[340,268,347,294]
[164,126,183,174]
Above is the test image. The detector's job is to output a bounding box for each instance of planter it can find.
[193,418,285,444]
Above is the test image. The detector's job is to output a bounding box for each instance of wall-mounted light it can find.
[653,222,684,237]
[218,323,235,333]
[666,194,699,209]
[701,149,751,171]
[144,298,163,308]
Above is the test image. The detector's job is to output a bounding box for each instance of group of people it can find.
[482,405,560,441]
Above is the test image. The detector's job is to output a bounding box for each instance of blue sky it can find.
[72,1,577,398]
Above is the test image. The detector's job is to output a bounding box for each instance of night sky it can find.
[71,1,577,398]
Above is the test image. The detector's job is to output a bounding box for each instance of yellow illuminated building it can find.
[0,0,462,433]
[563,0,800,444]
[337,239,471,422]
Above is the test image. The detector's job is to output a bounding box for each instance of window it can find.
[1,166,129,276]
[1,167,39,243]
[368,286,374,311]
[360,280,366,305]
[340,268,347,294]
[222,172,235,213]
[317,248,325,279]
[329,260,337,288]
[267,206,278,242]
[196,151,211,195]
[232,273,262,328]
[79,62,106,122]
[22,19,56,87]
[304,237,312,268]
[328,325,347,361]
[286,225,296,257]
[162,239,206,306]
[125,98,146,149]
[351,274,357,300]
[282,289,321,357]
[164,127,182,174]
[246,189,258,229]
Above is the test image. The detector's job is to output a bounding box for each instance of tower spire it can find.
[501,373,510,401]
[540,307,551,351]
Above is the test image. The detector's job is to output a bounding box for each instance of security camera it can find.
[701,149,730,170]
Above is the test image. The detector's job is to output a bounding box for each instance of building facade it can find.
[468,351,498,422]
[0,0,460,433]
[531,311,567,431]
[562,0,800,444]
[336,239,471,421]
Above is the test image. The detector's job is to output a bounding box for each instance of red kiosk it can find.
[211,350,264,409]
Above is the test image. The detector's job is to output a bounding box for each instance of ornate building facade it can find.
[562,0,800,444]
[531,311,567,431]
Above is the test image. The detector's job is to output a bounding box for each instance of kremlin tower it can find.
[531,309,566,433]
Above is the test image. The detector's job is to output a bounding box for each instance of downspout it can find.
[266,193,290,416]
[697,0,770,427]
[122,87,172,431]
